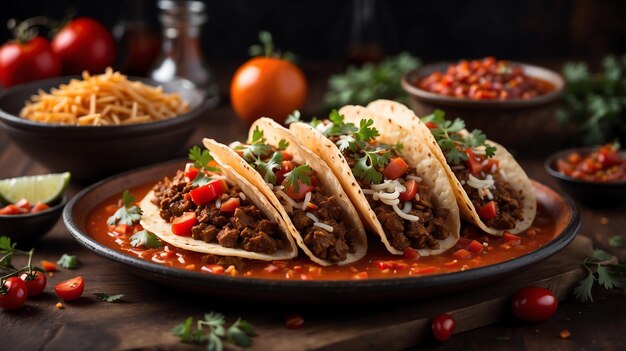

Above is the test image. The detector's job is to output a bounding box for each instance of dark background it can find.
[1,0,625,64]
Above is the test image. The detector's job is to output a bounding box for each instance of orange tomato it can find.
[230,57,307,124]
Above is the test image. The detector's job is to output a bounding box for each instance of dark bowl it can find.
[0,76,209,182]
[545,147,626,206]
[63,160,580,303]
[0,195,67,246]
[401,61,566,153]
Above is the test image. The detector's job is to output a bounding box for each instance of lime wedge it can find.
[0,172,71,204]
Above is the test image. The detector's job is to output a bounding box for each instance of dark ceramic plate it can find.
[63,159,580,303]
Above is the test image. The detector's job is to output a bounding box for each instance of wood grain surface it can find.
[0,63,624,351]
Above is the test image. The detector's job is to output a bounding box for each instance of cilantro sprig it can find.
[130,230,162,249]
[573,249,625,303]
[235,127,273,162]
[189,146,219,172]
[283,164,312,193]
[94,292,125,303]
[172,312,256,351]
[422,110,496,165]
[57,254,80,269]
[107,190,143,226]
[255,151,283,184]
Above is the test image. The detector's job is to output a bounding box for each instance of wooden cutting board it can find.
[2,235,591,351]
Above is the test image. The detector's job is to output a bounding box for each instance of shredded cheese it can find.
[402,201,412,214]
[302,191,312,211]
[393,203,419,221]
[305,212,319,223]
[313,222,334,232]
[239,192,247,201]
[276,190,298,213]
[215,198,221,209]
[467,173,495,190]
[406,174,423,182]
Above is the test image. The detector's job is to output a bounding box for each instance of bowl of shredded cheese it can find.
[0,69,209,181]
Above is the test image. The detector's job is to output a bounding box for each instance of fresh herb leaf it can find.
[574,249,626,303]
[283,164,312,193]
[172,317,194,343]
[189,146,219,172]
[227,318,256,347]
[255,151,283,184]
[609,235,625,248]
[574,272,595,303]
[277,139,289,151]
[173,312,255,350]
[94,292,124,303]
[328,109,344,125]
[336,135,356,152]
[354,119,379,143]
[237,127,273,161]
[130,230,162,249]
[353,150,391,184]
[285,110,301,125]
[0,236,17,269]
[191,171,213,187]
[107,190,143,226]
[57,254,80,269]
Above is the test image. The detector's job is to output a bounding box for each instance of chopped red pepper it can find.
[189,179,228,206]
[466,240,484,254]
[383,157,409,180]
[477,201,498,220]
[503,232,522,246]
[219,198,240,213]
[184,163,200,181]
[465,148,484,175]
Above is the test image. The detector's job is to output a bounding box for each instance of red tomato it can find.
[280,151,293,161]
[113,224,130,235]
[275,161,293,184]
[220,198,240,213]
[51,17,116,74]
[283,181,314,200]
[172,212,197,236]
[452,249,472,260]
[231,57,308,124]
[0,204,22,215]
[383,158,409,180]
[41,260,58,272]
[503,232,522,245]
[477,201,497,220]
[425,121,437,129]
[0,277,28,310]
[465,148,484,175]
[466,240,484,254]
[484,159,499,173]
[403,247,419,260]
[184,163,199,181]
[54,276,84,301]
[598,149,622,167]
[31,202,50,213]
[431,313,456,342]
[20,271,47,297]
[511,286,557,322]
[189,180,228,206]
[14,199,31,212]
[0,36,61,88]
[399,180,419,201]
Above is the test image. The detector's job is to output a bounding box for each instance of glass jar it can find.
[150,0,219,107]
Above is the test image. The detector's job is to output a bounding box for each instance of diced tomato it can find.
[14,199,31,211]
[399,180,419,201]
[467,240,484,254]
[202,264,224,274]
[184,163,199,181]
[31,202,50,213]
[598,149,622,167]
[0,204,21,215]
[275,161,293,183]
[465,148,483,175]
[310,176,319,187]
[171,212,197,236]
[352,272,368,279]
[452,249,472,260]
[374,260,392,270]
[413,266,437,274]
[483,159,499,173]
[283,180,314,200]
[477,201,497,220]
[404,247,420,260]
[189,179,228,206]
[383,157,409,180]
[425,121,437,129]
[280,151,293,161]
[503,232,522,246]
[41,260,58,272]
[264,264,281,274]
[113,224,130,235]
[455,237,473,249]
[220,198,240,212]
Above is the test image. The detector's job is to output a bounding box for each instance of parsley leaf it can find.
[277,139,289,151]
[94,292,125,303]
[283,164,312,193]
[57,254,80,269]
[353,150,391,184]
[285,110,301,125]
[189,146,219,172]
[329,109,344,125]
[237,127,273,161]
[574,249,626,303]
[574,272,596,303]
[130,230,162,249]
[609,235,625,248]
[336,135,356,152]
[354,119,379,143]
[227,318,256,347]
[107,190,143,226]
[173,312,256,351]
[255,151,283,184]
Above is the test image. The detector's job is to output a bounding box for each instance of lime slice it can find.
[0,172,71,204]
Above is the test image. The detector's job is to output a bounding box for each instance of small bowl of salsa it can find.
[545,143,626,206]
[401,57,565,152]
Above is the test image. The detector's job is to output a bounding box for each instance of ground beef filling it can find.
[454,169,524,229]
[338,147,451,251]
[287,189,357,263]
[152,171,284,254]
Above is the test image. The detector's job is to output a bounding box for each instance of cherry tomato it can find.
[189,180,228,206]
[0,277,28,310]
[172,212,197,236]
[231,56,308,124]
[399,180,418,201]
[54,276,84,301]
[20,271,47,297]
[283,180,314,200]
[0,36,61,88]
[477,201,497,220]
[219,198,240,213]
[51,17,116,74]
[431,313,456,342]
[383,158,409,180]
[511,286,557,322]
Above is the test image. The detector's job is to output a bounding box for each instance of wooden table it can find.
[0,63,624,350]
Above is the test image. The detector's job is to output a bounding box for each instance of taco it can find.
[366,99,536,235]
[203,118,367,266]
[289,107,461,256]
[139,146,298,261]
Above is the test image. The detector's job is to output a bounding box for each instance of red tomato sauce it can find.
[556,144,626,182]
[417,57,555,100]
[85,183,557,281]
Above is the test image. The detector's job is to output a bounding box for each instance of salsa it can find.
[556,143,626,182]
[0,199,49,215]
[417,57,555,100]
[85,181,557,281]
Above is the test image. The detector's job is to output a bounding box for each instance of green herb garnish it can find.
[236,127,273,162]
[130,230,162,249]
[283,164,312,193]
[422,109,496,165]
[94,292,125,303]
[255,151,283,184]
[172,312,256,351]
[609,235,624,248]
[57,254,80,269]
[573,249,625,303]
[189,146,219,172]
[107,190,142,226]
[285,110,301,125]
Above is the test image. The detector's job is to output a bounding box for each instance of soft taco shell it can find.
[289,106,461,256]
[203,118,367,266]
[139,155,298,261]
[366,99,536,235]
